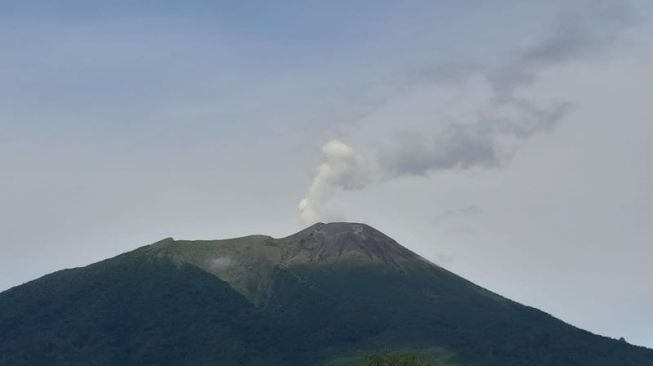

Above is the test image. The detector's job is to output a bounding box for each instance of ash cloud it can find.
[382,4,631,178]
[380,99,572,177]
[298,4,634,223]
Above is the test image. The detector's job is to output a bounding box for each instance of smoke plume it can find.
[298,140,370,224]
[298,4,633,224]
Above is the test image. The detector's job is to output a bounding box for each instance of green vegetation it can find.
[1,224,652,365]
[326,348,464,366]
[366,354,430,366]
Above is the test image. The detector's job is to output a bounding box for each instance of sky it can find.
[1,0,652,348]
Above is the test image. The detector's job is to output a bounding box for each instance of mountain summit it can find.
[1,223,651,366]
[280,222,420,265]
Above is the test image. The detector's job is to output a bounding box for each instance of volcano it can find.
[0,222,650,365]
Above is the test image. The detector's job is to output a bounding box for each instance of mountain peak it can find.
[280,222,419,266]
[284,222,384,242]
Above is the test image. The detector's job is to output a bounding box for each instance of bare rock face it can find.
[278,222,420,266]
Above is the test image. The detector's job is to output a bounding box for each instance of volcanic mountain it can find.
[0,222,651,366]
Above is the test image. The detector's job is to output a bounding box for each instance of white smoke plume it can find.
[297,4,633,224]
[298,140,370,224]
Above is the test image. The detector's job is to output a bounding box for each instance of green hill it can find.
[0,223,651,365]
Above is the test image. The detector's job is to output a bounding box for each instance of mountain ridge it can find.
[1,222,651,366]
[139,222,437,305]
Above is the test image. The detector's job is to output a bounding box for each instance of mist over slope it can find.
[0,223,651,366]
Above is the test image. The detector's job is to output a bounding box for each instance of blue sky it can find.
[2,0,652,348]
